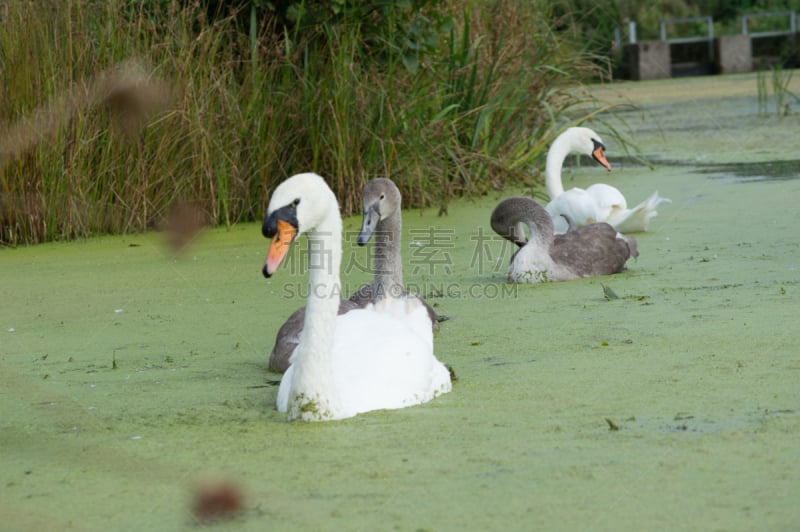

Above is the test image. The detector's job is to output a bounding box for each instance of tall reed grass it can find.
[757,65,799,117]
[1,0,610,245]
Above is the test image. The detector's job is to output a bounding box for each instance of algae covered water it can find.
[2,72,799,530]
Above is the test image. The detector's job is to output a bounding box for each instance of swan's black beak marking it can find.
[591,139,612,171]
[262,203,299,278]
[262,204,299,239]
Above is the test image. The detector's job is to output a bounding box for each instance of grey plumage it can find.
[490,196,638,283]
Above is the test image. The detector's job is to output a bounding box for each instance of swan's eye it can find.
[291,198,300,208]
[379,193,385,200]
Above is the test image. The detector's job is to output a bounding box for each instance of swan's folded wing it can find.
[331,301,448,414]
[269,299,360,373]
[546,189,602,233]
[551,223,634,277]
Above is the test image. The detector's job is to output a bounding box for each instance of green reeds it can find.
[1,0,607,246]
[757,65,799,118]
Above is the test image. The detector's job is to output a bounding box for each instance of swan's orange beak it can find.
[593,146,612,171]
[264,219,297,277]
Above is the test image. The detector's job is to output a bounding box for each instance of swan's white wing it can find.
[585,183,626,208]
[585,183,627,222]
[330,298,450,415]
[546,188,601,233]
[549,185,670,233]
[606,190,671,233]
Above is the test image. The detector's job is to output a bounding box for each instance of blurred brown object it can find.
[99,61,172,139]
[191,480,244,523]
[161,200,210,253]
[0,59,172,167]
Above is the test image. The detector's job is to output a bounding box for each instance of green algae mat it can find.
[2,72,800,530]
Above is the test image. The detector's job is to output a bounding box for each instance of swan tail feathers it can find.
[612,191,671,233]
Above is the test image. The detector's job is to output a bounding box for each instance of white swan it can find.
[544,127,670,233]
[491,196,638,283]
[267,177,439,373]
[261,173,451,421]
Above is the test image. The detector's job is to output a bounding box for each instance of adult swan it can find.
[262,173,451,421]
[544,127,670,233]
[267,177,439,373]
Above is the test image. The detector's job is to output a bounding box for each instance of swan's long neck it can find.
[300,211,342,358]
[507,201,554,250]
[373,211,403,299]
[544,134,573,199]
[289,205,343,420]
[527,207,555,250]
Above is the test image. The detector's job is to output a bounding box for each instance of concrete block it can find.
[626,41,671,80]
[715,35,752,74]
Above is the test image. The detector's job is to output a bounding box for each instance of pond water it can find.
[699,159,800,182]
[1,72,799,530]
